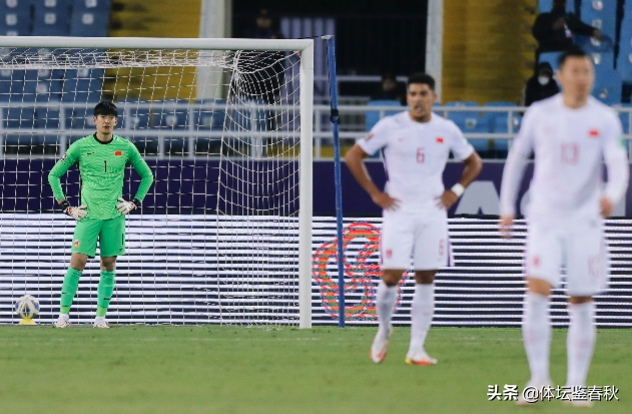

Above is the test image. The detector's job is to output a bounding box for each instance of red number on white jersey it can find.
[416,147,425,164]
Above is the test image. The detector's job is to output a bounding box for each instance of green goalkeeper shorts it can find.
[71,216,126,258]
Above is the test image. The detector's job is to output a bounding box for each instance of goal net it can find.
[0,37,314,326]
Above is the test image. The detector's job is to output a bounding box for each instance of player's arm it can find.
[117,143,154,214]
[601,115,629,217]
[438,124,483,209]
[499,109,535,237]
[345,125,398,210]
[47,144,87,220]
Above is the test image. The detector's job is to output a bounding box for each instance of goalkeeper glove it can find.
[117,197,141,215]
[59,200,87,221]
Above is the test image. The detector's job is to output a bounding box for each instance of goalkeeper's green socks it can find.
[60,267,82,314]
[97,270,115,317]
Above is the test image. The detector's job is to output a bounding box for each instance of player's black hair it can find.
[557,46,589,68]
[407,73,436,91]
[93,101,118,117]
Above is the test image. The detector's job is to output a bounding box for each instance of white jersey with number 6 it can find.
[500,94,629,222]
[357,111,474,214]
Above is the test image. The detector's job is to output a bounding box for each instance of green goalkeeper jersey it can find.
[48,134,154,221]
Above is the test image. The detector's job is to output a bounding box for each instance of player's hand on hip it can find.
[116,197,139,215]
[600,197,614,218]
[436,190,458,210]
[64,204,87,221]
[371,191,400,211]
[499,215,514,239]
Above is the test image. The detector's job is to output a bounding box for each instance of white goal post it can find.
[0,36,314,328]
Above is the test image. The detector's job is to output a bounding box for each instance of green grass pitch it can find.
[0,325,629,413]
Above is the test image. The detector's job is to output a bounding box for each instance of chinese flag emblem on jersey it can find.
[589,129,599,138]
[436,137,444,144]
[115,150,123,156]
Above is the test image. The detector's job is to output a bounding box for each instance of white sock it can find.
[522,291,551,384]
[376,280,397,339]
[408,283,434,356]
[566,301,596,387]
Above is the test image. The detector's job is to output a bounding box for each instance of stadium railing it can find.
[2,101,632,160]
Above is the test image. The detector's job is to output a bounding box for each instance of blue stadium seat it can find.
[69,1,109,37]
[119,100,155,154]
[444,101,488,153]
[24,69,63,103]
[152,99,191,154]
[72,0,110,12]
[195,99,226,131]
[0,69,26,101]
[0,11,31,36]
[593,69,622,104]
[2,106,40,146]
[580,0,617,40]
[194,99,226,152]
[61,68,103,103]
[365,99,402,131]
[482,101,520,153]
[32,0,71,36]
[0,0,31,14]
[35,107,65,145]
[539,51,563,72]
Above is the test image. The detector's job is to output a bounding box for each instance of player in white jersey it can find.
[499,47,629,407]
[345,73,482,365]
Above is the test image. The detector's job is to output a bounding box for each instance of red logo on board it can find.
[436,137,444,143]
[589,129,599,138]
[115,150,123,156]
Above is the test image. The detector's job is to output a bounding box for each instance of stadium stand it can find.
[593,68,622,104]
[70,0,110,36]
[538,0,576,14]
[444,100,488,153]
[364,100,402,131]
[152,99,190,154]
[32,0,71,36]
[0,9,30,36]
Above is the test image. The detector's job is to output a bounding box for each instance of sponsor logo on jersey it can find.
[436,137,444,144]
[86,152,94,156]
[115,150,123,156]
[73,240,80,248]
[588,129,600,138]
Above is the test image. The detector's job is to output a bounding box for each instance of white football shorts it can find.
[525,218,609,296]
[380,208,450,271]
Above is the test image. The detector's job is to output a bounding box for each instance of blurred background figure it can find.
[532,0,601,58]
[244,8,284,39]
[370,73,407,105]
[520,62,560,107]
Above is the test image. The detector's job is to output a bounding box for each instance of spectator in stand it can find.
[532,0,601,57]
[370,73,406,105]
[520,62,560,107]
[244,9,284,40]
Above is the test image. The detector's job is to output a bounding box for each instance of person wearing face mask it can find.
[521,62,560,107]
[532,0,601,57]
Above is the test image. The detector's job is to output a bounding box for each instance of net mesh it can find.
[0,46,304,324]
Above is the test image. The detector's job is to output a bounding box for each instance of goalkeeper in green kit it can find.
[48,101,154,328]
